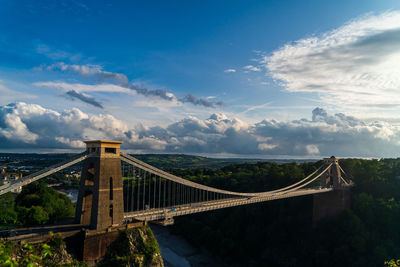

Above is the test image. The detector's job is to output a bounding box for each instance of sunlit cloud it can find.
[1,102,400,157]
[262,11,400,113]
[224,69,236,73]
[243,65,262,72]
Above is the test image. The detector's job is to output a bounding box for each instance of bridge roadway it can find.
[3,188,336,242]
[0,153,88,195]
[124,187,334,222]
[1,223,85,243]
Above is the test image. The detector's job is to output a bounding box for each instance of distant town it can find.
[0,154,81,195]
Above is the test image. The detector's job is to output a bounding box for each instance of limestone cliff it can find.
[98,225,164,267]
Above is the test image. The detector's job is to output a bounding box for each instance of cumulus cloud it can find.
[0,102,130,149]
[263,11,400,111]
[65,90,103,108]
[1,102,400,157]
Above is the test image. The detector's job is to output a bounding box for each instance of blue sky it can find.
[1,0,400,157]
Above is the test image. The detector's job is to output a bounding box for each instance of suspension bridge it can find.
[0,140,352,260]
[0,140,351,226]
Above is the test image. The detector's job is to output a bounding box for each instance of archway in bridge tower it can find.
[321,168,333,188]
[85,162,95,186]
[81,190,93,225]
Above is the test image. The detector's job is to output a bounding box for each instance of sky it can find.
[1,0,400,158]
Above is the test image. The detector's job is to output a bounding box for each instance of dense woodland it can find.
[0,183,75,228]
[170,159,400,266]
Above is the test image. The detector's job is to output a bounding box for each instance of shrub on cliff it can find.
[98,225,163,267]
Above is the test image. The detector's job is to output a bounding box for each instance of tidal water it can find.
[60,188,79,203]
[150,224,222,267]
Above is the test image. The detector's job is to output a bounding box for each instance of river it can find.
[150,224,223,267]
[57,188,78,203]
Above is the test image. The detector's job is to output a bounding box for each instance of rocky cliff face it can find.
[0,233,85,266]
[98,225,164,267]
[1,226,164,267]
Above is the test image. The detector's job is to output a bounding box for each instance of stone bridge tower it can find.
[75,140,124,230]
[320,156,342,188]
[313,156,351,225]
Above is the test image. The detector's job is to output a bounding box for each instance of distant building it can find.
[0,168,22,182]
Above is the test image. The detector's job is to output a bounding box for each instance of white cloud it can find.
[55,137,85,148]
[305,144,319,155]
[258,143,278,151]
[264,11,400,112]
[1,102,400,157]
[224,69,236,73]
[45,62,129,84]
[243,65,262,72]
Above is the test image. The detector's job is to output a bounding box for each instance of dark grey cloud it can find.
[65,90,103,108]
[44,63,225,108]
[128,84,225,108]
[180,94,226,108]
[129,84,174,101]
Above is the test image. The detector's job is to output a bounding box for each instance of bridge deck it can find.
[124,187,334,222]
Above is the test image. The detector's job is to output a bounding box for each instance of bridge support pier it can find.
[312,187,351,225]
[313,156,352,225]
[78,222,146,263]
[81,229,120,263]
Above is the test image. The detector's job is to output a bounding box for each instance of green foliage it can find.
[133,153,298,170]
[0,193,18,227]
[0,241,51,266]
[14,182,75,226]
[0,242,17,266]
[0,233,87,267]
[16,206,49,225]
[171,158,400,266]
[0,182,75,227]
[385,259,400,267]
